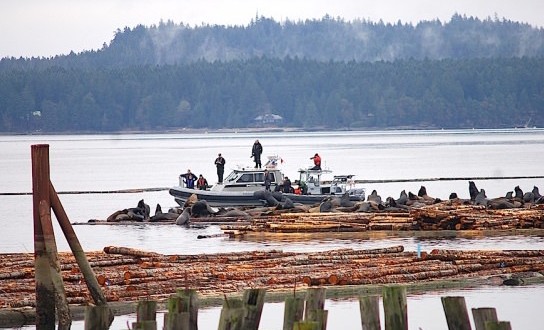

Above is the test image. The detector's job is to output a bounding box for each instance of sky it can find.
[1,0,543,58]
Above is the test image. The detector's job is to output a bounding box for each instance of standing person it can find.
[196,174,208,190]
[264,169,272,191]
[310,153,322,170]
[251,139,263,168]
[282,176,292,193]
[181,169,198,189]
[214,153,226,183]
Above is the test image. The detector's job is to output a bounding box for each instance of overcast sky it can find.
[1,0,543,58]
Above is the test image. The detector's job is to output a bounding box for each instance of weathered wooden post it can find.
[241,288,266,330]
[132,300,157,330]
[283,296,305,330]
[292,321,320,330]
[84,305,112,330]
[38,201,71,330]
[176,288,199,330]
[472,308,498,330]
[484,321,512,330]
[304,287,327,330]
[217,297,245,330]
[32,144,56,330]
[441,296,472,330]
[164,295,190,330]
[382,285,407,330]
[359,295,380,330]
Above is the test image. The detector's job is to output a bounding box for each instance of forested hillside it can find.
[2,14,543,70]
[0,15,543,133]
[1,57,542,132]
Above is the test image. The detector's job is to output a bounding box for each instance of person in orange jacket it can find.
[310,153,321,170]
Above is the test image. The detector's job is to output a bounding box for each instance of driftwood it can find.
[1,245,544,309]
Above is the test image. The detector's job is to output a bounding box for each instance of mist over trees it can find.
[0,15,543,133]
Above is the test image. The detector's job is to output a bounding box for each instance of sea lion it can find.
[319,198,335,212]
[150,204,180,222]
[254,190,281,207]
[190,200,220,217]
[514,186,524,201]
[533,186,541,199]
[367,190,382,204]
[385,197,409,211]
[468,181,479,201]
[523,191,535,203]
[396,190,408,205]
[184,194,198,208]
[175,208,191,225]
[339,192,355,207]
[474,189,489,207]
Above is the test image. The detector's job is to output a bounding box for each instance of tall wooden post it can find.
[382,285,408,330]
[359,295,381,330]
[441,296,472,330]
[32,144,56,330]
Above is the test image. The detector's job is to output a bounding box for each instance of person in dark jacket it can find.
[214,153,226,183]
[181,169,198,189]
[282,176,292,193]
[251,139,263,168]
[264,169,272,191]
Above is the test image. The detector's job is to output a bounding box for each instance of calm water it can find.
[2,129,544,329]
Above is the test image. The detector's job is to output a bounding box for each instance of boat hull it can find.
[169,186,363,207]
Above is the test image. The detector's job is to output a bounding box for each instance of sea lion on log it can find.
[254,190,280,207]
[468,181,479,201]
[396,190,408,205]
[150,204,180,222]
[514,186,524,202]
[191,200,220,217]
[367,190,382,204]
[175,208,191,225]
[533,186,541,199]
[417,186,440,204]
[474,189,489,207]
[339,192,355,207]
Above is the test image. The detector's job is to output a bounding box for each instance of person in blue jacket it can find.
[181,169,198,189]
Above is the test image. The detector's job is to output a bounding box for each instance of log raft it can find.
[1,245,543,309]
[220,204,544,235]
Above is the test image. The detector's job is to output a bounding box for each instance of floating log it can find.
[2,245,544,309]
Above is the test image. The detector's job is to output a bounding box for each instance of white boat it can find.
[169,156,365,207]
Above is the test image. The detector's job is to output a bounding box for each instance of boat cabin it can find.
[212,168,283,192]
[297,169,357,196]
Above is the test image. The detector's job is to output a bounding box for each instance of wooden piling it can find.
[217,298,245,330]
[283,296,305,330]
[304,287,327,330]
[176,288,199,330]
[485,321,512,330]
[137,300,157,322]
[359,295,380,330]
[292,321,320,330]
[31,144,56,330]
[164,296,190,330]
[84,305,112,330]
[38,200,71,330]
[133,300,157,330]
[241,288,266,330]
[441,296,472,330]
[472,308,498,330]
[382,285,408,330]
